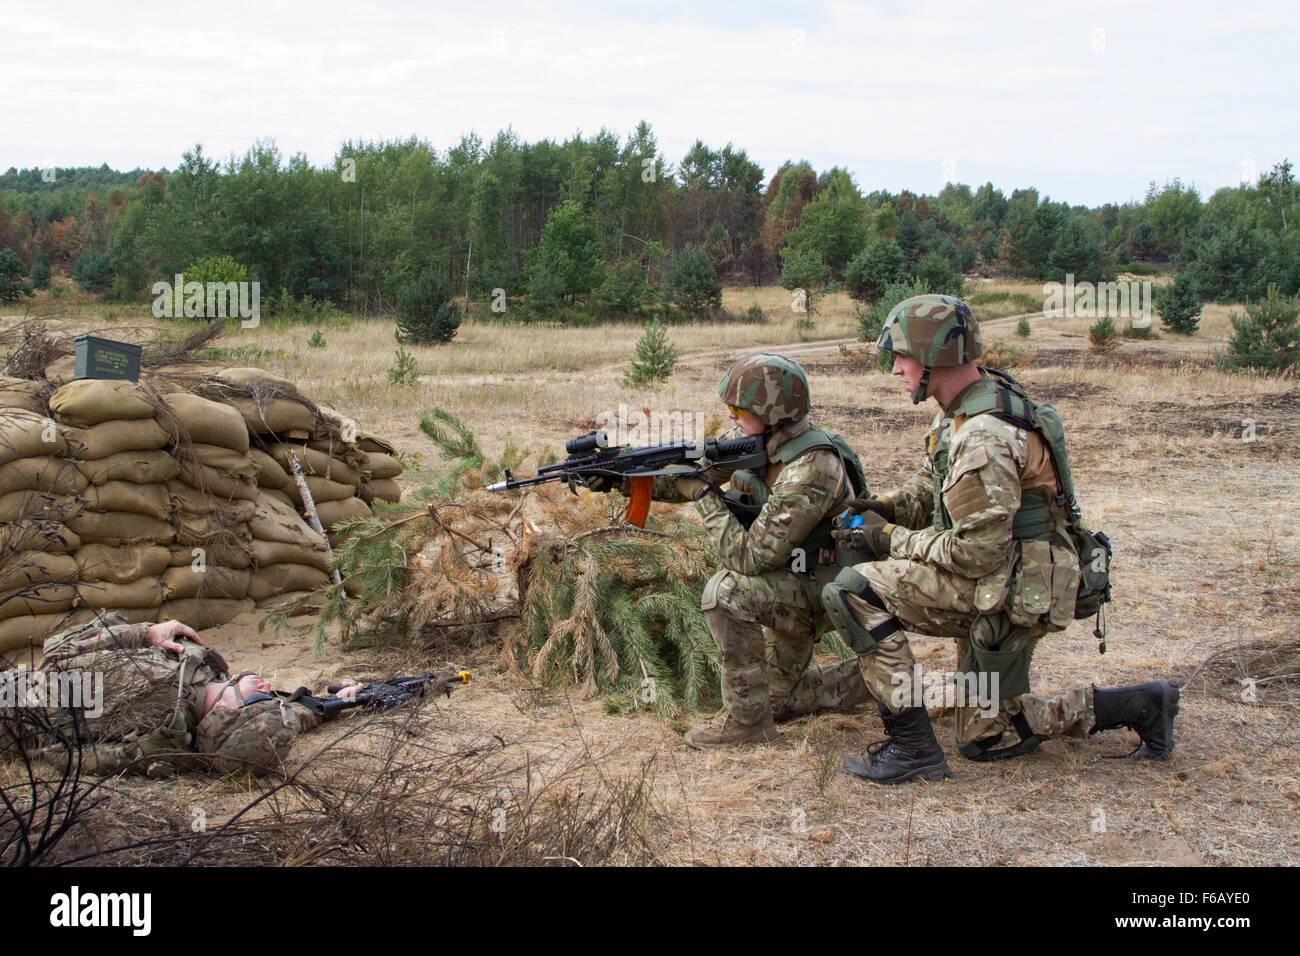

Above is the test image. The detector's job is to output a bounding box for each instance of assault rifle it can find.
[486,429,767,527]
[292,671,471,718]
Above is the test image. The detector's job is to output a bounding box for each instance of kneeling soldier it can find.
[819,295,1179,783]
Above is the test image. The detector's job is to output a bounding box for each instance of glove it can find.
[844,496,895,524]
[583,474,623,494]
[675,476,711,500]
[831,511,896,561]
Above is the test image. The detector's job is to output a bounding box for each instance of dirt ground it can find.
[7,299,1299,866]
[189,316,1300,868]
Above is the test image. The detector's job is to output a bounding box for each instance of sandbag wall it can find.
[0,369,404,654]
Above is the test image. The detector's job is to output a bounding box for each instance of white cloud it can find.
[0,0,1293,205]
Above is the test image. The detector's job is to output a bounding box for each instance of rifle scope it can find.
[565,429,610,454]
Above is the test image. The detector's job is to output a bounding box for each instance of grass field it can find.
[4,279,1297,866]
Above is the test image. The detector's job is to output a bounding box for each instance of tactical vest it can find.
[928,371,1068,541]
[930,369,1112,626]
[729,427,867,553]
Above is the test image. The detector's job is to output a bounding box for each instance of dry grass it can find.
[5,282,1299,866]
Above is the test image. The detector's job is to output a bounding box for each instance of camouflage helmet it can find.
[717,352,811,427]
[875,294,983,368]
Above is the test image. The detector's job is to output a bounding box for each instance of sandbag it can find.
[176,459,257,500]
[0,552,78,592]
[0,376,45,413]
[0,581,77,622]
[251,538,332,573]
[0,456,87,496]
[75,543,172,584]
[254,590,327,613]
[265,487,297,510]
[234,396,315,435]
[361,478,402,504]
[357,434,395,456]
[267,442,361,486]
[49,379,154,427]
[315,496,371,531]
[189,443,256,478]
[0,520,80,554]
[78,449,179,486]
[249,491,328,549]
[165,480,256,519]
[162,565,250,601]
[174,509,256,547]
[0,612,72,655]
[301,475,357,504]
[67,510,176,546]
[167,538,253,571]
[0,490,77,523]
[161,392,249,453]
[63,417,169,459]
[246,563,330,600]
[305,436,367,470]
[220,367,295,390]
[248,447,296,493]
[158,597,255,629]
[81,480,171,519]
[362,452,403,479]
[76,576,165,610]
[57,605,159,633]
[0,410,65,464]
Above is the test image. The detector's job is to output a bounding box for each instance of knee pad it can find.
[820,567,900,656]
[701,569,730,612]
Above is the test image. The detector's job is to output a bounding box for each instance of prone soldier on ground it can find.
[0,614,374,777]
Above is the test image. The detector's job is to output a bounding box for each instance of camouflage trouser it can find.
[702,566,869,723]
[813,557,1094,752]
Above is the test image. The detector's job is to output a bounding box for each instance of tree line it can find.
[1,127,1295,322]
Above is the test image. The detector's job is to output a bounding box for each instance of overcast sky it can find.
[2,0,1294,207]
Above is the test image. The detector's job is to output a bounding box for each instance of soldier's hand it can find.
[846,496,895,524]
[583,474,623,494]
[831,511,895,560]
[675,476,711,500]
[335,681,365,701]
[148,620,202,652]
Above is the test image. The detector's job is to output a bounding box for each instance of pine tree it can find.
[0,248,31,303]
[1156,272,1203,335]
[624,318,678,386]
[30,252,51,289]
[1222,284,1299,372]
[395,269,461,345]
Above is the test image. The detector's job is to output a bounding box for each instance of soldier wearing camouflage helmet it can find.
[805,294,1179,783]
[591,352,874,745]
[1,613,365,777]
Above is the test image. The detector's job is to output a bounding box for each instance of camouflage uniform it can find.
[831,380,1089,755]
[823,296,1177,778]
[661,354,870,746]
[0,613,325,776]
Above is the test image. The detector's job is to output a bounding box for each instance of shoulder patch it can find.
[943,445,989,490]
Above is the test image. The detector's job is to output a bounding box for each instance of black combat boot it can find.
[1091,678,1180,760]
[843,702,952,784]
